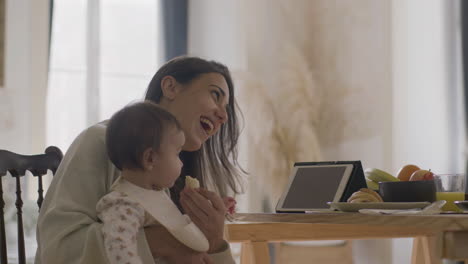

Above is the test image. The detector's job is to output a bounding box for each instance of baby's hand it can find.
[223,197,236,215]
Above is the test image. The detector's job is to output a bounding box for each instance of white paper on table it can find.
[358,200,446,215]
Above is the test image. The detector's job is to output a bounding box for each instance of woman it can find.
[35,56,244,264]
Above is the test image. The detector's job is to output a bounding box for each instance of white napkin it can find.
[358,200,446,215]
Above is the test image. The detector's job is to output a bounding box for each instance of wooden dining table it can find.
[225,212,468,264]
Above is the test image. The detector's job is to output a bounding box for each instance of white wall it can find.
[188,1,246,72]
[0,0,50,154]
[391,1,465,264]
[392,0,464,175]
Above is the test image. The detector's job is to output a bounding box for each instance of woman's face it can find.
[160,73,230,151]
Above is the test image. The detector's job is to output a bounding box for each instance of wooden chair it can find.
[0,146,63,264]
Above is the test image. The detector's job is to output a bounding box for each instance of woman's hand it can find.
[145,224,212,263]
[180,187,227,253]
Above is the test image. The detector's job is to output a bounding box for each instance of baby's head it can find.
[106,101,185,189]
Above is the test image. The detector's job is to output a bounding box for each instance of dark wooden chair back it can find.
[0,146,63,264]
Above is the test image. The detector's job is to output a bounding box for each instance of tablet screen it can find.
[276,164,354,211]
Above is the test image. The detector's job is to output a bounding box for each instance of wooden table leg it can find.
[241,242,253,264]
[411,236,442,264]
[411,237,424,264]
[240,241,270,264]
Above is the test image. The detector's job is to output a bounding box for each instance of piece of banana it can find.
[360,188,383,202]
[185,175,200,189]
[347,188,383,203]
[348,192,377,202]
[366,179,379,191]
[365,168,399,183]
[349,197,376,203]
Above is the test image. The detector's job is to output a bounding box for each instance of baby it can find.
[96,101,208,264]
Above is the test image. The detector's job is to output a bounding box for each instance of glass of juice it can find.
[434,174,466,212]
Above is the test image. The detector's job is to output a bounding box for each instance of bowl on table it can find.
[379,180,436,202]
[454,201,468,211]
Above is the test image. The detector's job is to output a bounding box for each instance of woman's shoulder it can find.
[69,120,109,149]
[59,120,112,169]
[82,120,108,138]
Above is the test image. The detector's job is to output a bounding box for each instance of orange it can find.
[397,164,420,181]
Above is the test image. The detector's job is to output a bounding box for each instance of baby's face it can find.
[150,127,185,189]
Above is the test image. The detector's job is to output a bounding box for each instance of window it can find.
[47,0,162,152]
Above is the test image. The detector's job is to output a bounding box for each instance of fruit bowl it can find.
[379,180,436,202]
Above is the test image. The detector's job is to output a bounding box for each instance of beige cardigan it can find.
[35,122,234,264]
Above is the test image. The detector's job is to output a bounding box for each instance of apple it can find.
[397,164,420,181]
[409,169,434,181]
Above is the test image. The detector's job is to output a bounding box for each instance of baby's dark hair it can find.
[106,101,181,171]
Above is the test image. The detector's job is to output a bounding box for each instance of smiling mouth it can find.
[200,117,214,135]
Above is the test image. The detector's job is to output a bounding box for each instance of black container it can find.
[379,180,436,202]
[454,201,468,211]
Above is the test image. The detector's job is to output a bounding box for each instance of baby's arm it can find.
[97,192,145,264]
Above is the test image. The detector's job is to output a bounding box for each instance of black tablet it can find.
[275,163,355,212]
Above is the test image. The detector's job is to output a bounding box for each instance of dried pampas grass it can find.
[238,44,322,210]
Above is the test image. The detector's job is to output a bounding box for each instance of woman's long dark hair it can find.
[145,56,244,209]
